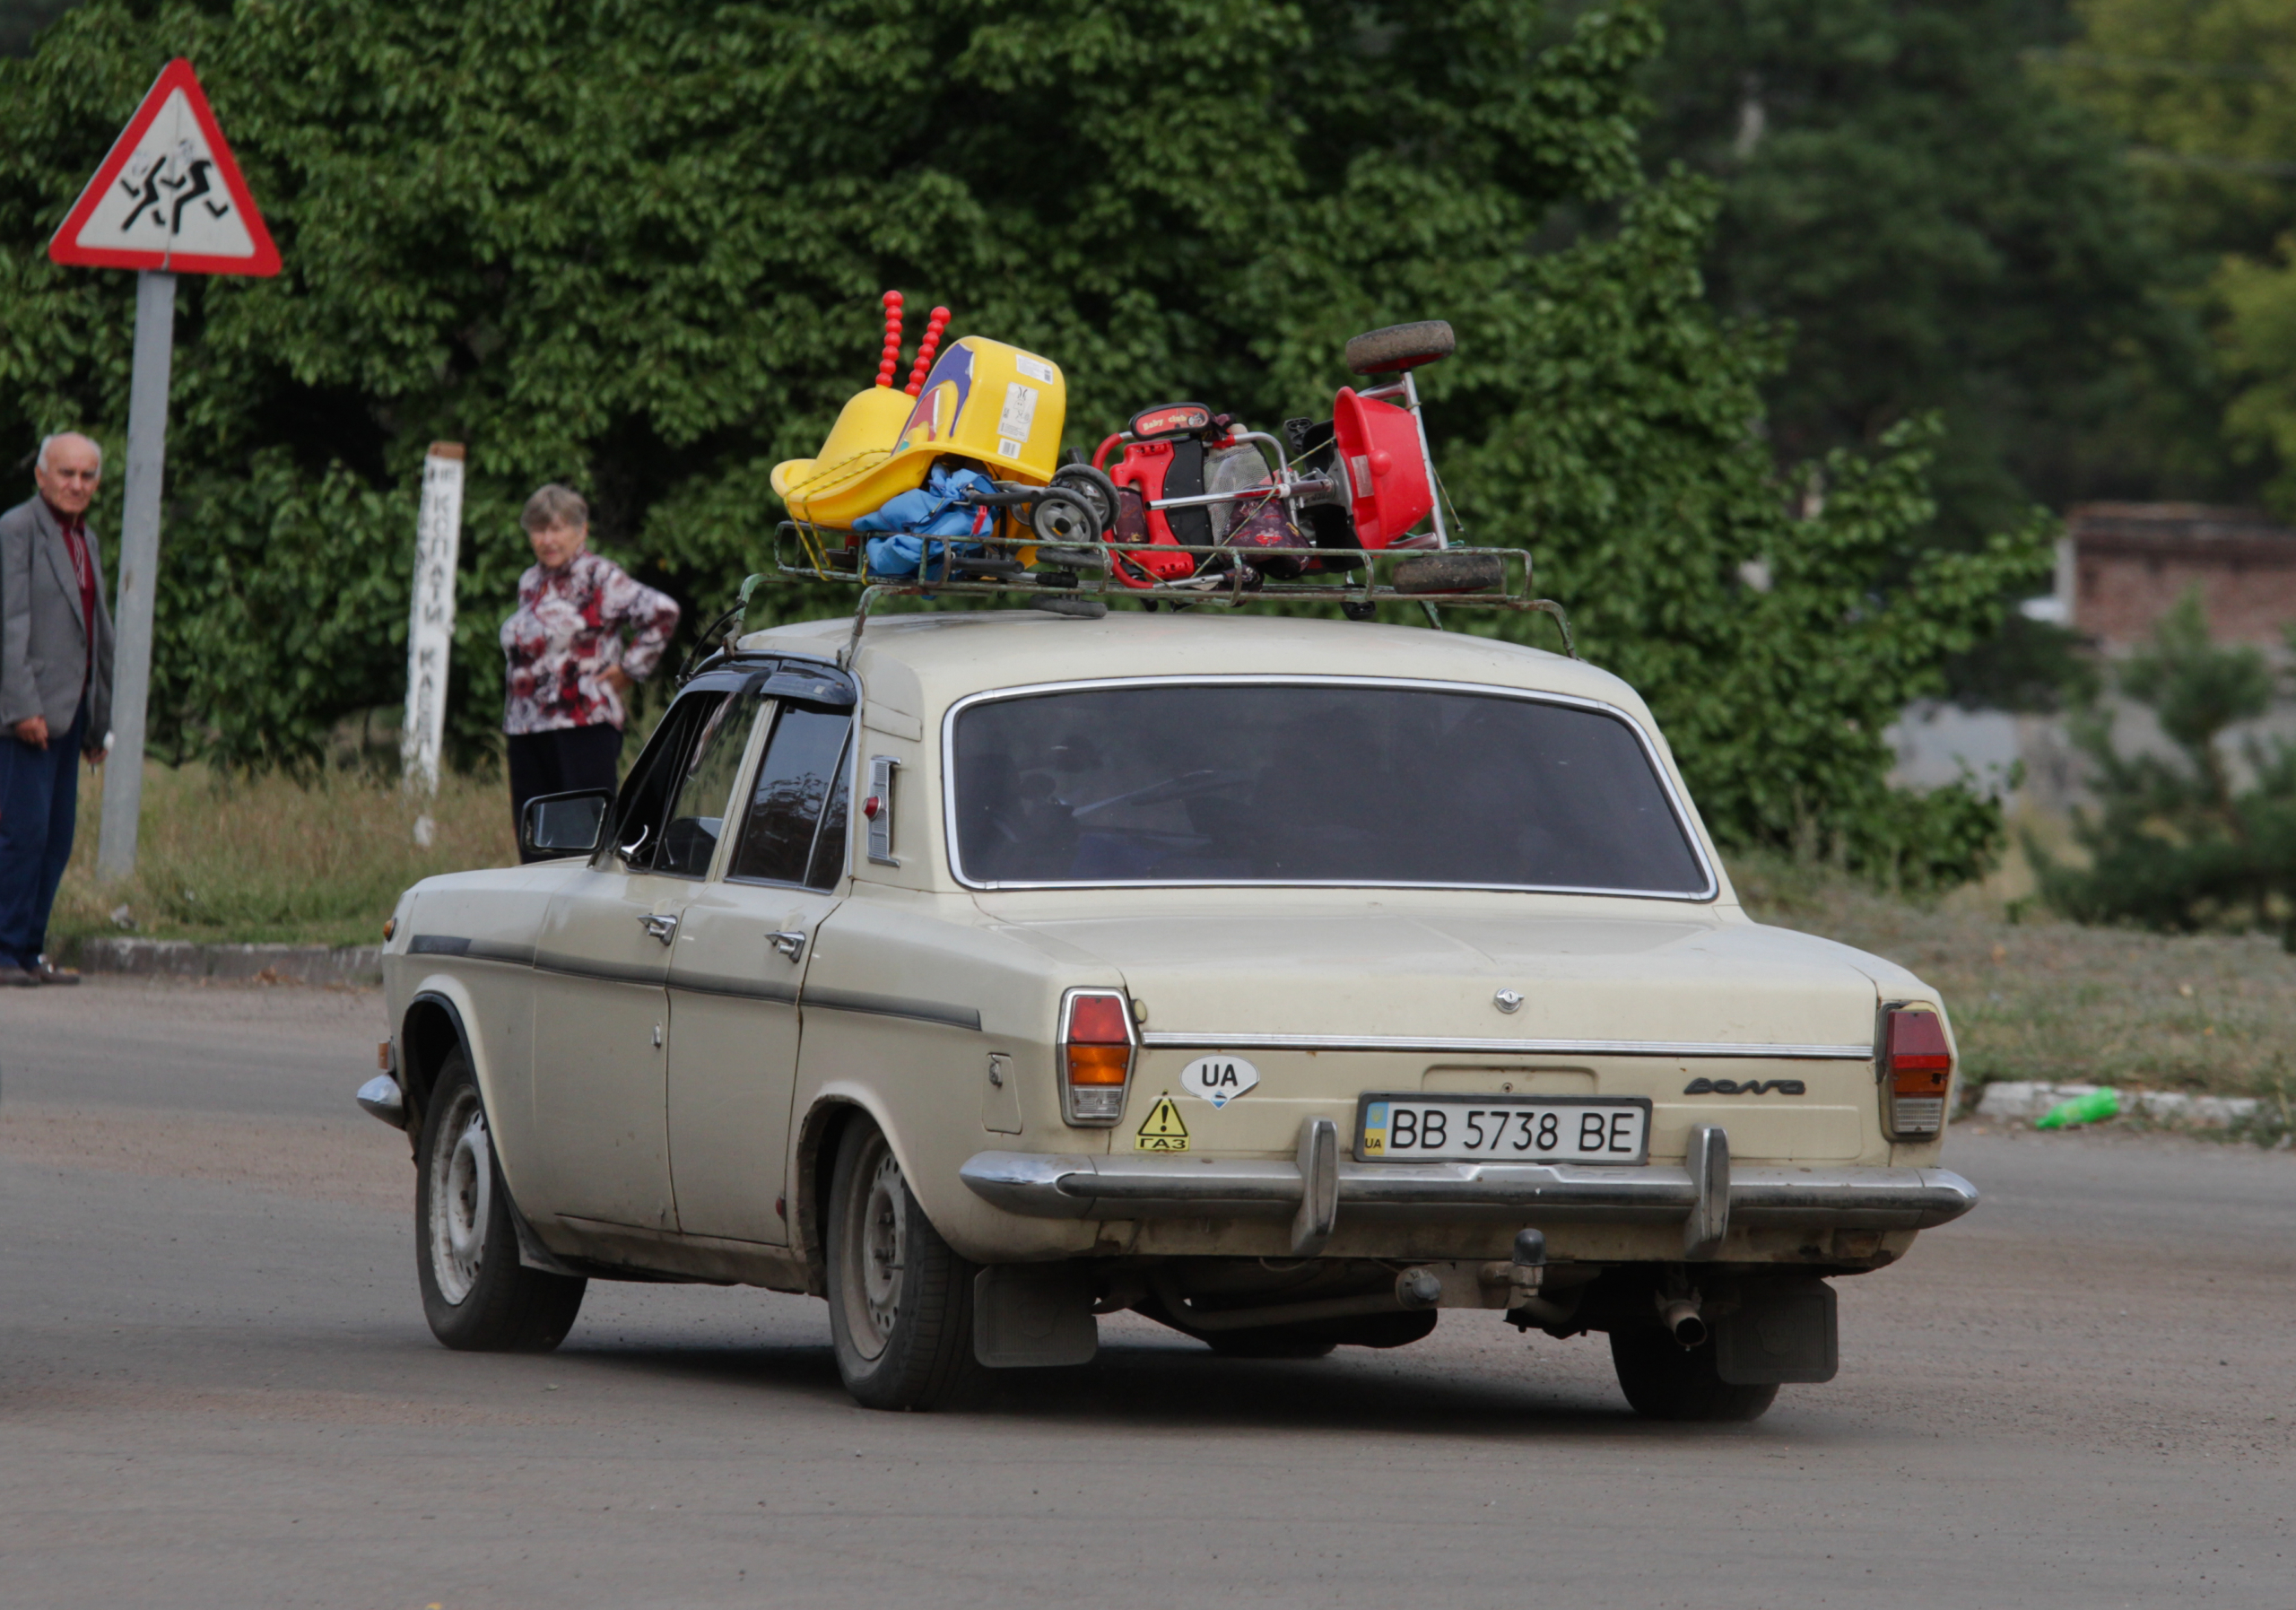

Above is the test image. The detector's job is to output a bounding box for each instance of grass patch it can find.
[50,761,517,952]
[1734,851,2296,1112]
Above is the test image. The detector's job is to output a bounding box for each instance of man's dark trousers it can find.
[0,698,86,968]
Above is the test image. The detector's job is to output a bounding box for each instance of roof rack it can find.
[756,520,1575,671]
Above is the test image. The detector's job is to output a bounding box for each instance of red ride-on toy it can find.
[1088,321,1474,593]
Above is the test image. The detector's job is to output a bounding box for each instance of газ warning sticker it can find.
[1135,1093,1189,1153]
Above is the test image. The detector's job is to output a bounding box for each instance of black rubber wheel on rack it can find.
[825,1118,984,1411]
[1608,1325,1779,1423]
[1030,595,1108,619]
[1031,490,1100,546]
[1340,600,1378,622]
[415,1049,587,1353]
[1392,551,1503,594]
[1050,463,1122,532]
[1344,320,1456,375]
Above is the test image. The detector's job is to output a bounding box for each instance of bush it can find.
[2034,591,2296,943]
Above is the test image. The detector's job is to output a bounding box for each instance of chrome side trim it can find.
[668,971,799,1005]
[407,934,535,964]
[1137,1031,1874,1059]
[939,674,1720,902]
[803,988,982,1031]
[958,1150,1978,1231]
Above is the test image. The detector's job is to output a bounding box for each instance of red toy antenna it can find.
[904,306,951,396]
[876,291,904,387]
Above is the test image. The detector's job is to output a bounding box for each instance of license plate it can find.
[1355,1094,1651,1163]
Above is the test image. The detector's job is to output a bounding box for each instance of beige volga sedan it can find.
[361,610,1975,1421]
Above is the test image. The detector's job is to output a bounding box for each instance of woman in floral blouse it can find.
[500,484,680,856]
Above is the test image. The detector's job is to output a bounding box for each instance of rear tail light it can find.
[1059,988,1135,1126]
[1880,1005,1953,1139]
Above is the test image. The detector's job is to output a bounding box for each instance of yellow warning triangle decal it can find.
[1135,1093,1190,1153]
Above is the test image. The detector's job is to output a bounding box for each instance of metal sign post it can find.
[94,270,177,880]
[48,57,279,880]
[402,443,466,846]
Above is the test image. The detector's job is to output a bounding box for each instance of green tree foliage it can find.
[1642,0,2194,550]
[0,0,75,58]
[0,0,2045,879]
[2034,590,2296,942]
[2057,0,2296,511]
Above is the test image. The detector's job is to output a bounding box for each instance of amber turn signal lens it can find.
[1065,1044,1131,1085]
[382,916,396,942]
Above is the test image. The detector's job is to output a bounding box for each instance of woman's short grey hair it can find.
[36,433,102,474]
[521,483,588,533]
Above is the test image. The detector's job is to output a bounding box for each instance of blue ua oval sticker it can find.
[1178,1055,1260,1109]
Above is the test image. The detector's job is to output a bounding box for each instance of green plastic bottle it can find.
[2036,1087,2121,1129]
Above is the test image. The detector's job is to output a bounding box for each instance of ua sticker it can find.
[1135,1093,1189,1153]
[1178,1055,1260,1109]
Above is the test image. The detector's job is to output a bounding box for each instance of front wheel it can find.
[1609,1325,1779,1423]
[414,1049,587,1352]
[825,1118,982,1410]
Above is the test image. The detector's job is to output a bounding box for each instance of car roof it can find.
[737,608,1657,727]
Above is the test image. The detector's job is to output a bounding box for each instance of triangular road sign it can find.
[48,57,279,275]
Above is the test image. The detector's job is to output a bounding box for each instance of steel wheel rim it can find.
[839,1136,906,1361]
[428,1087,491,1306]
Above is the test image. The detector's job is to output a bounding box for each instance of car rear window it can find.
[949,681,1710,896]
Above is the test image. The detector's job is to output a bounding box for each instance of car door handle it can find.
[639,913,679,945]
[769,929,807,963]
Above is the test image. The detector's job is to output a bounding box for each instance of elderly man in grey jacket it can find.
[0,432,114,986]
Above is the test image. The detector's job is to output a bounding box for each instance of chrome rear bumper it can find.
[960,1140,1977,1236]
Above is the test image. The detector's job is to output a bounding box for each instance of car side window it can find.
[727,705,853,888]
[655,686,766,877]
[606,690,728,871]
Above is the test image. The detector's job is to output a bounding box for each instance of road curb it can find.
[73,936,384,987]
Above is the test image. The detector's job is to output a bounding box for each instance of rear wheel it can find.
[825,1118,982,1410]
[1608,1325,1779,1423]
[414,1049,586,1351]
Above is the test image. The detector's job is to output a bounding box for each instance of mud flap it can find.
[974,1264,1099,1369]
[1715,1279,1838,1384]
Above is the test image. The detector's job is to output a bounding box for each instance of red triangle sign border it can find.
[48,57,280,276]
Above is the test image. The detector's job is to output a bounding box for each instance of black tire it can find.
[1050,463,1122,532]
[1392,551,1503,594]
[1609,1325,1779,1423]
[825,1118,983,1410]
[1029,595,1109,619]
[414,1049,587,1352]
[1344,319,1456,375]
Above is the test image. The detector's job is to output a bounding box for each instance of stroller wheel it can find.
[1031,490,1100,546]
[1050,464,1122,532]
[1344,320,1456,375]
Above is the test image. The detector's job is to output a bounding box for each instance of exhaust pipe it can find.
[1658,1297,1707,1349]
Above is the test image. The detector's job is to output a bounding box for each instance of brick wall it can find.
[2067,503,2296,650]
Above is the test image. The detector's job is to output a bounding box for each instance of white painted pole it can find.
[95,268,177,883]
[402,443,465,847]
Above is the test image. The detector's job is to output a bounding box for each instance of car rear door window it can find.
[728,705,853,888]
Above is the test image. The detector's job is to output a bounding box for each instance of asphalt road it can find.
[3,978,2292,1609]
